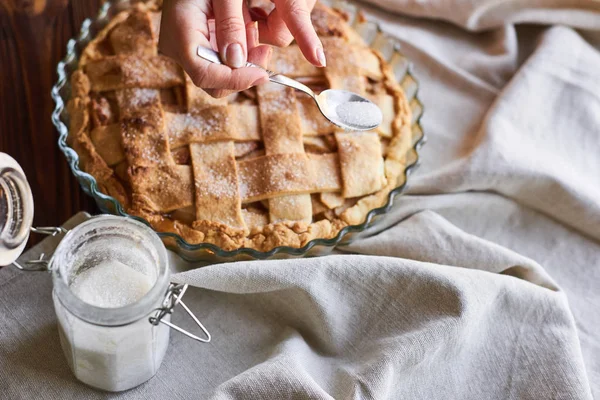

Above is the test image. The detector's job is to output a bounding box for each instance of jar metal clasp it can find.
[12,225,211,343]
[150,283,211,343]
[12,226,67,271]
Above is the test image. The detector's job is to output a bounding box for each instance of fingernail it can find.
[225,43,245,68]
[316,47,327,67]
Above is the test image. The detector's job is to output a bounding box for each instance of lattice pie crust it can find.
[67,0,412,251]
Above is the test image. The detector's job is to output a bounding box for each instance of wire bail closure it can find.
[30,226,68,236]
[12,226,69,271]
[149,283,211,343]
[12,252,50,271]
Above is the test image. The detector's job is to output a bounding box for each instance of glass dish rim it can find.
[51,0,427,260]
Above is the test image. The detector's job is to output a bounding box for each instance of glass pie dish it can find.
[52,0,426,262]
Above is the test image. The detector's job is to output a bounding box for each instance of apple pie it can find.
[67,0,412,251]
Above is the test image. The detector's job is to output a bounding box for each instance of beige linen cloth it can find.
[1,1,599,399]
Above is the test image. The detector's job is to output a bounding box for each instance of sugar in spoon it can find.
[197,46,382,131]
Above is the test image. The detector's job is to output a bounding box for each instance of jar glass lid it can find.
[0,156,34,266]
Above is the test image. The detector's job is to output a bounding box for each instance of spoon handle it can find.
[196,46,315,98]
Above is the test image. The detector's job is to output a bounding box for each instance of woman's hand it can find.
[159,0,324,98]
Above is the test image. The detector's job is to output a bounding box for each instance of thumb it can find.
[213,0,248,68]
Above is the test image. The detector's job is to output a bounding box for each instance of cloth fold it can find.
[170,255,590,399]
[359,0,600,30]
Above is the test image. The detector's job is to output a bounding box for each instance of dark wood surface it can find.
[1,0,103,245]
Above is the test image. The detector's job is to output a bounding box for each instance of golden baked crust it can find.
[68,0,412,251]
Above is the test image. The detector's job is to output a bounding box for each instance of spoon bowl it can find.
[316,89,383,131]
[197,46,383,131]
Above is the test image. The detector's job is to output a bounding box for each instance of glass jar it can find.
[2,151,210,391]
[50,215,173,392]
[0,153,34,266]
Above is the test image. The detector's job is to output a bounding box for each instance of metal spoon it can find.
[197,46,382,131]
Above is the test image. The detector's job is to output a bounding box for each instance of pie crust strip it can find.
[190,142,247,230]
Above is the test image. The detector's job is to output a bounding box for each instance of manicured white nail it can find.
[226,43,245,68]
[316,47,327,67]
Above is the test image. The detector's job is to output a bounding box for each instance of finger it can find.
[242,1,253,24]
[204,88,232,98]
[256,8,294,47]
[213,0,248,68]
[207,45,272,94]
[159,0,211,61]
[205,45,272,98]
[246,21,259,50]
[248,44,273,69]
[242,2,262,53]
[160,0,268,91]
[189,62,269,90]
[208,19,218,51]
[255,0,315,47]
[274,0,325,66]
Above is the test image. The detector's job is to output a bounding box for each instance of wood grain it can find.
[0,0,102,246]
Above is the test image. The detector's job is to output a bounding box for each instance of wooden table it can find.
[1,0,103,245]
